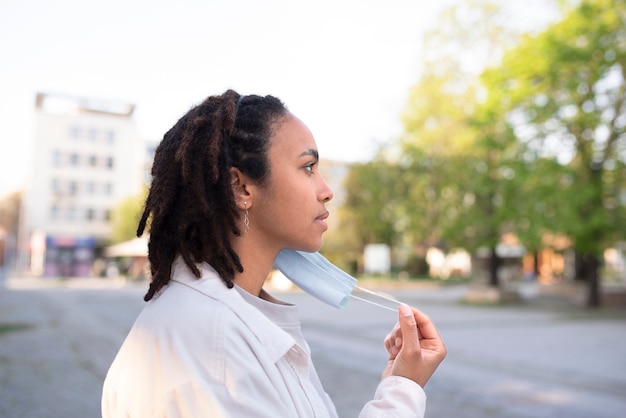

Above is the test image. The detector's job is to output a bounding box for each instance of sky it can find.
[0,0,559,197]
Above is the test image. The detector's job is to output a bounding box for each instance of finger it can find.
[398,305,420,354]
[390,336,401,357]
[385,333,402,358]
[411,307,442,341]
[384,334,393,352]
[384,323,401,351]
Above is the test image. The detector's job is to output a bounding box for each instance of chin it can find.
[290,240,323,254]
[309,238,324,252]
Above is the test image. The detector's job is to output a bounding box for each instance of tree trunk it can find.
[489,246,500,287]
[586,254,601,308]
[574,251,588,282]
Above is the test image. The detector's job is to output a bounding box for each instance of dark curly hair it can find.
[137,89,288,301]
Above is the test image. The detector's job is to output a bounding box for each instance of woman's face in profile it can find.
[250,113,334,253]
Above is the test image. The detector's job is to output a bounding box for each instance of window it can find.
[86,181,96,194]
[50,204,59,220]
[69,126,82,140]
[68,181,78,196]
[88,155,98,167]
[52,150,63,166]
[106,130,116,144]
[69,153,79,166]
[105,156,114,169]
[104,209,111,221]
[85,208,95,221]
[103,182,113,195]
[66,206,77,221]
[50,178,61,194]
[88,128,98,142]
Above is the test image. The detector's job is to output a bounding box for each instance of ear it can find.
[230,167,253,209]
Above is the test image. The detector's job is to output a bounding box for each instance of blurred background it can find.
[0,0,625,417]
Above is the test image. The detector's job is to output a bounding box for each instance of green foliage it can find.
[110,188,147,244]
[339,157,408,248]
[399,0,526,257]
[338,0,624,297]
[483,0,626,255]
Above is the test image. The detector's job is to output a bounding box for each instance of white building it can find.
[19,92,144,277]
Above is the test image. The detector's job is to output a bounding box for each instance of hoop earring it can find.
[243,201,250,233]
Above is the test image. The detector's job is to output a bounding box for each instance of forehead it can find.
[270,114,317,156]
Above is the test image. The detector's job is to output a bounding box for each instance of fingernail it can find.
[399,305,412,317]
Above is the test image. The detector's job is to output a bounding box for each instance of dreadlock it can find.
[138,90,288,301]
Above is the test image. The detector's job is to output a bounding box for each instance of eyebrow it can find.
[299,148,319,161]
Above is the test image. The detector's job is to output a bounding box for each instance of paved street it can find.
[0,277,625,418]
[299,286,626,417]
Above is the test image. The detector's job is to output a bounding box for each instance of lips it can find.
[315,211,330,231]
[316,211,329,221]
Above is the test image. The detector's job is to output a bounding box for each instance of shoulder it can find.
[138,273,246,339]
[108,274,253,384]
[103,262,292,416]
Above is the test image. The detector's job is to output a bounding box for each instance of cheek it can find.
[264,176,300,207]
[259,171,316,224]
[256,181,294,223]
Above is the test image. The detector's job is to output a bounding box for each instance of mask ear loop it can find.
[349,285,407,312]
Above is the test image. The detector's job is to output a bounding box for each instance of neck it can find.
[231,234,279,297]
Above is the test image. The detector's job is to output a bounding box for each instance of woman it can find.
[102,90,446,417]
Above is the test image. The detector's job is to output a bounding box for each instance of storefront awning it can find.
[104,236,148,257]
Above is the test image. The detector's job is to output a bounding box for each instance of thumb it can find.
[398,305,420,354]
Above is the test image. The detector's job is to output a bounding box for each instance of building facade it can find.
[19,93,144,277]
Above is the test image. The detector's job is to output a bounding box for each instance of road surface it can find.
[1,278,624,417]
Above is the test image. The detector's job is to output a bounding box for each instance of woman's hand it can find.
[381,305,446,388]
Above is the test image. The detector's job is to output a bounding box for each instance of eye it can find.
[304,162,316,174]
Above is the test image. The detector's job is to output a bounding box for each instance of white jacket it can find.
[102,259,426,417]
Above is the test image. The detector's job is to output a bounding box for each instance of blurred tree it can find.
[0,192,21,233]
[401,71,479,250]
[400,0,535,286]
[338,155,409,273]
[110,188,147,244]
[0,192,21,268]
[505,157,574,266]
[483,0,626,306]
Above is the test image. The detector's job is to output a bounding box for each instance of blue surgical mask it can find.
[274,249,404,311]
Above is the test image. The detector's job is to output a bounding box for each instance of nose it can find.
[318,175,334,203]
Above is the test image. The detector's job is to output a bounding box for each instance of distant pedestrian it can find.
[101,90,446,417]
